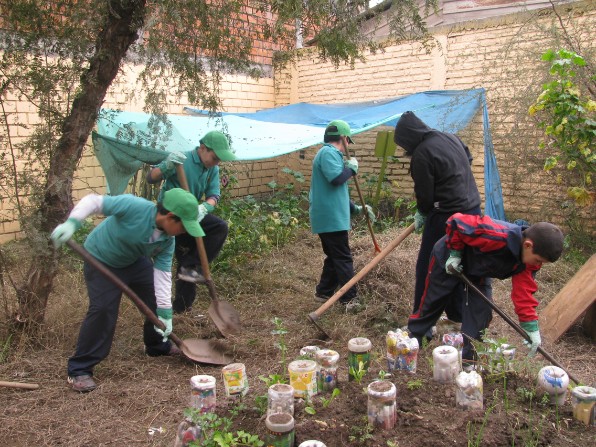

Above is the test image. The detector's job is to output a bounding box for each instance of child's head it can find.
[521,222,564,265]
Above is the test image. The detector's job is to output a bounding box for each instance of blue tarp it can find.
[94,88,505,219]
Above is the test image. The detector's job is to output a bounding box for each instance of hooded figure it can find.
[394,111,482,315]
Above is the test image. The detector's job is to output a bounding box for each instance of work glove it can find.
[353,204,376,223]
[157,151,186,175]
[520,321,541,357]
[445,250,463,275]
[154,308,173,342]
[414,210,425,233]
[345,157,359,174]
[50,218,82,248]
[197,202,215,223]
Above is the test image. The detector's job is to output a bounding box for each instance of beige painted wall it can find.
[1,2,594,241]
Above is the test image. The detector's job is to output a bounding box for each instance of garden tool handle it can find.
[310,223,414,320]
[345,145,381,253]
[65,240,185,348]
[454,270,580,385]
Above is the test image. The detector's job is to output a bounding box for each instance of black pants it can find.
[316,230,356,303]
[413,206,481,315]
[408,239,493,362]
[68,257,170,377]
[173,213,228,313]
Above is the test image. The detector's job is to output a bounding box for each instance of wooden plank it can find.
[541,254,596,343]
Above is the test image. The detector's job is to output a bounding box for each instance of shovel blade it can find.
[179,339,233,365]
[209,300,242,337]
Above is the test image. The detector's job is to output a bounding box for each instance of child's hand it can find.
[445,250,463,274]
[520,321,541,357]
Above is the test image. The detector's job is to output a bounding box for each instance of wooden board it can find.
[540,254,596,343]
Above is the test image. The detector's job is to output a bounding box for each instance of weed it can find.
[348,417,374,443]
[466,399,495,447]
[183,408,264,447]
[321,388,341,409]
[304,396,316,415]
[270,317,288,373]
[349,360,368,384]
[0,334,12,363]
[406,379,424,391]
[377,370,390,381]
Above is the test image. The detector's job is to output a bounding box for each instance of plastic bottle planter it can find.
[348,337,372,382]
[537,366,569,406]
[367,380,397,430]
[190,375,216,413]
[300,345,320,360]
[221,363,249,397]
[386,330,419,373]
[174,420,202,447]
[267,383,295,417]
[442,332,464,350]
[298,441,327,447]
[570,386,596,426]
[265,413,295,447]
[455,370,483,410]
[315,349,340,393]
[288,359,318,399]
[496,344,516,372]
[432,345,460,384]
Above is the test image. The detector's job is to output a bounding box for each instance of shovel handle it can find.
[310,223,414,320]
[345,145,381,253]
[0,381,39,390]
[65,240,185,349]
[456,271,580,385]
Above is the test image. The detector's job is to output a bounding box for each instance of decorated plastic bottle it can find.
[288,359,318,398]
[496,344,516,371]
[432,345,460,384]
[298,441,327,447]
[537,366,569,406]
[570,386,596,426]
[348,337,372,381]
[221,363,249,397]
[387,329,419,373]
[442,332,464,350]
[367,380,397,430]
[173,419,202,447]
[267,383,295,416]
[265,412,295,447]
[455,370,483,410]
[299,345,320,359]
[315,349,340,392]
[190,375,216,413]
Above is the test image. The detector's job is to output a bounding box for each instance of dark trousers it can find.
[173,213,228,313]
[408,239,493,361]
[413,206,481,315]
[316,230,357,303]
[68,257,170,377]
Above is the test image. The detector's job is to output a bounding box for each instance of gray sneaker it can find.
[178,267,206,284]
[314,291,331,303]
[68,374,97,393]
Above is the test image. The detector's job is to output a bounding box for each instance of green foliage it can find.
[529,49,595,206]
[182,409,264,447]
[406,379,424,391]
[349,360,368,384]
[348,417,374,443]
[321,387,341,408]
[466,400,495,447]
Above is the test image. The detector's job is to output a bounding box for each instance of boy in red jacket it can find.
[408,213,564,365]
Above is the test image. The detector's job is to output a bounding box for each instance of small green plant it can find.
[406,379,424,391]
[349,360,367,384]
[270,317,288,373]
[348,417,374,443]
[466,401,495,447]
[321,388,341,408]
[377,370,390,381]
[183,408,264,447]
[304,396,316,415]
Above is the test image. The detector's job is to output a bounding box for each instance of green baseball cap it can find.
[162,188,205,237]
[325,119,354,144]
[200,130,237,161]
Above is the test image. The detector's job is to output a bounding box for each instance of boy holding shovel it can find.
[51,188,204,392]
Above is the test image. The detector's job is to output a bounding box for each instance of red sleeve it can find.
[445,213,509,252]
[510,265,540,322]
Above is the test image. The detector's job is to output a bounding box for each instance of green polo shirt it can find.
[159,149,220,201]
[84,195,175,271]
[309,144,351,234]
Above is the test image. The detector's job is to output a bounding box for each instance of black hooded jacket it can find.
[394,111,481,215]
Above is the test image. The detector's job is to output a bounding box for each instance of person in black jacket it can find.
[394,111,482,318]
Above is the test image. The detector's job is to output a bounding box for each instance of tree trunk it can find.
[15,0,147,331]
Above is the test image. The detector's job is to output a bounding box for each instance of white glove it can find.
[345,157,359,174]
[445,250,463,275]
[154,308,173,342]
[414,210,425,233]
[197,203,209,223]
[50,218,81,248]
[364,204,376,223]
[520,321,541,357]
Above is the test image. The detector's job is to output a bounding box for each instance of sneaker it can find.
[314,291,331,303]
[168,344,182,356]
[178,267,206,284]
[68,374,97,393]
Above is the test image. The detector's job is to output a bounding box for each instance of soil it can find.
[0,227,594,446]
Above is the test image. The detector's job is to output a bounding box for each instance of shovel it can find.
[454,269,580,385]
[66,240,233,365]
[308,223,415,338]
[175,165,241,337]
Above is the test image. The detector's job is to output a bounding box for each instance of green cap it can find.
[162,188,205,237]
[325,119,354,144]
[200,130,237,161]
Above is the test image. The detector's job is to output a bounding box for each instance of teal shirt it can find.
[159,149,220,201]
[84,195,175,271]
[309,144,351,234]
